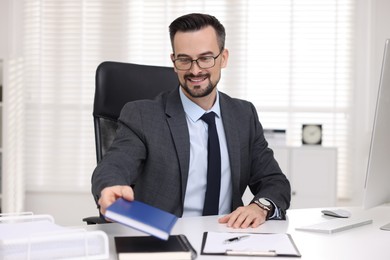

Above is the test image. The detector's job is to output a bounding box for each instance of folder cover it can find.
[115,235,197,260]
[104,198,178,240]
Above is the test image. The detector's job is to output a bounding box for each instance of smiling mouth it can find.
[185,74,209,83]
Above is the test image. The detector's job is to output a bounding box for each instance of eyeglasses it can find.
[172,51,223,71]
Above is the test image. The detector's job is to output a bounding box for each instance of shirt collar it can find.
[179,87,221,123]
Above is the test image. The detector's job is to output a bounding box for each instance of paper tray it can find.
[0,213,109,260]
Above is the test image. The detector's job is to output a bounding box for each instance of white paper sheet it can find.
[202,232,300,256]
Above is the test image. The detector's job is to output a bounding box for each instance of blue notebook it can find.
[104,198,178,240]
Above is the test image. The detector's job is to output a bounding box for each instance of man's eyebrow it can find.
[198,51,214,56]
[175,53,191,58]
[175,51,215,58]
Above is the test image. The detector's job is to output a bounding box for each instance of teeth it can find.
[191,78,204,82]
[189,76,207,82]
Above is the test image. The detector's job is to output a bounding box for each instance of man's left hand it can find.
[218,204,267,228]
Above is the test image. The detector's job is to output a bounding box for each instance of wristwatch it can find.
[253,198,273,219]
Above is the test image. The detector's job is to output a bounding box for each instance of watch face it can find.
[302,124,322,145]
[259,198,271,207]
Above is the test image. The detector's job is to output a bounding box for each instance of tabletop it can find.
[82,205,390,260]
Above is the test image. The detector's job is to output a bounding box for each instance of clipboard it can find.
[201,231,301,257]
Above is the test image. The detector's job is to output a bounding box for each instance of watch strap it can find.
[252,198,275,220]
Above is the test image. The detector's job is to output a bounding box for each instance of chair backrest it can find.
[93,61,179,162]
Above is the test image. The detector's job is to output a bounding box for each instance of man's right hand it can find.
[98,185,134,216]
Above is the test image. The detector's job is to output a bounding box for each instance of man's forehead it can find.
[172,26,219,55]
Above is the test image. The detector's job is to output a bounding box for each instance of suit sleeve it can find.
[247,103,291,217]
[91,102,147,203]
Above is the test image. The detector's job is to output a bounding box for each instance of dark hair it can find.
[169,13,226,52]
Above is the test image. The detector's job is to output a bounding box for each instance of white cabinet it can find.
[282,146,337,208]
[243,146,337,209]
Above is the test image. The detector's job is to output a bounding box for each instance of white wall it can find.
[0,0,8,59]
[1,0,99,226]
[0,0,8,211]
[25,192,99,226]
[1,0,390,226]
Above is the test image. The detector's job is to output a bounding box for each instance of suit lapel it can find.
[165,88,191,208]
[219,93,242,208]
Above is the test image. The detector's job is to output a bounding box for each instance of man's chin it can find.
[180,79,216,98]
[186,87,213,98]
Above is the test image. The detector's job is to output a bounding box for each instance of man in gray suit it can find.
[92,13,291,228]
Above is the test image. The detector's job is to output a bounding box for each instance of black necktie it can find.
[200,112,221,216]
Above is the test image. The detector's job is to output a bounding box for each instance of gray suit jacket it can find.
[92,87,291,217]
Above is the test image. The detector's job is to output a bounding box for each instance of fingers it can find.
[218,214,230,224]
[218,204,267,229]
[121,186,135,201]
[98,185,134,215]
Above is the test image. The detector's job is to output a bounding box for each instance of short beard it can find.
[180,73,220,98]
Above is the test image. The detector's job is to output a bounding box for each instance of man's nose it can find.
[189,60,202,74]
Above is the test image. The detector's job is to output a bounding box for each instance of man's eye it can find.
[199,56,213,62]
[178,59,191,64]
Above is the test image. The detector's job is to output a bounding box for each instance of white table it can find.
[83,205,390,259]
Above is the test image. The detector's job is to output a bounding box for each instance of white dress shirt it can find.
[179,88,232,217]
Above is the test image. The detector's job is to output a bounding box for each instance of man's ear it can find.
[221,48,229,68]
[170,53,178,72]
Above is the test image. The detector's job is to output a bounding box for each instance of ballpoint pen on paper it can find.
[223,235,250,244]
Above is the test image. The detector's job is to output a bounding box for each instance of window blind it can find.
[8,0,354,201]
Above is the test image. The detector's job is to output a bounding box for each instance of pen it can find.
[223,235,250,244]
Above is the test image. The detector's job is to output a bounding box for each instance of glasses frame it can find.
[172,50,223,71]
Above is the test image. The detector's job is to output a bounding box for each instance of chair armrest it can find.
[82,216,108,225]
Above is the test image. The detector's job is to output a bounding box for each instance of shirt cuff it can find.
[265,198,285,220]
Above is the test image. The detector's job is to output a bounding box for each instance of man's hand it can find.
[218,204,267,228]
[98,185,134,216]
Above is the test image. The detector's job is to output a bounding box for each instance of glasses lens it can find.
[197,57,215,69]
[174,59,191,70]
[174,53,220,70]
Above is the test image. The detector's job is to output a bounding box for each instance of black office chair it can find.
[83,61,179,224]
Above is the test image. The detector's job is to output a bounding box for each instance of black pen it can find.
[223,235,250,244]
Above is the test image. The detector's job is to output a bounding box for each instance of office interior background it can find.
[0,0,389,226]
